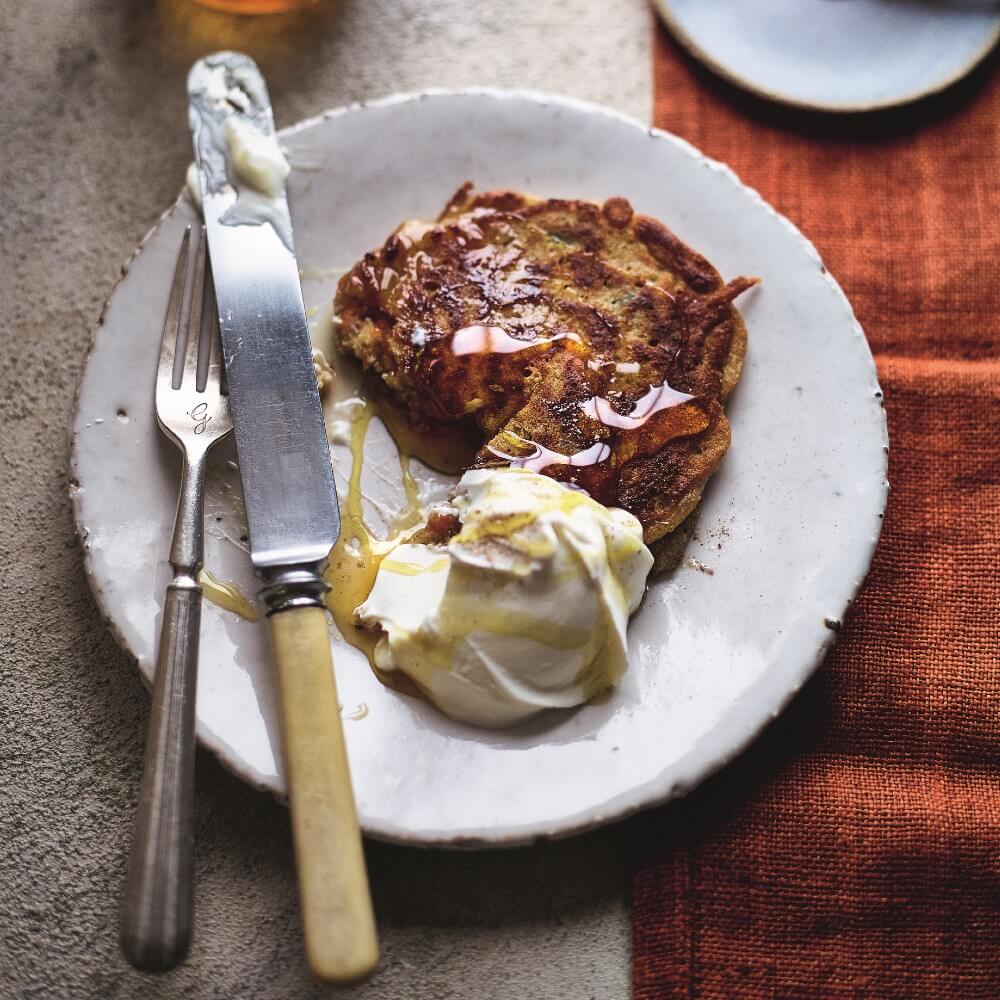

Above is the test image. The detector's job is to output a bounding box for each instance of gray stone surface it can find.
[0,1,650,996]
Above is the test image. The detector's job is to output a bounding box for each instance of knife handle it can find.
[269,605,379,984]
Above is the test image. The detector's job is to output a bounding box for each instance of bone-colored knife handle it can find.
[121,583,200,971]
[269,605,379,984]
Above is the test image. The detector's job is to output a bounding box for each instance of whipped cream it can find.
[357,468,653,727]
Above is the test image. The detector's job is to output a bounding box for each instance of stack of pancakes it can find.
[335,184,755,569]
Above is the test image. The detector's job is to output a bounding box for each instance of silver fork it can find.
[121,226,232,972]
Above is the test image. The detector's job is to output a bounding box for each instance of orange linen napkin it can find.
[632,30,1000,1000]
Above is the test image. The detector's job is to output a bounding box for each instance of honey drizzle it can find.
[368,390,479,476]
[325,402,384,663]
[199,568,261,622]
[450,324,581,356]
[396,451,425,533]
[323,399,430,669]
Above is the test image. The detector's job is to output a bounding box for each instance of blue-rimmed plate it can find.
[654,0,1000,112]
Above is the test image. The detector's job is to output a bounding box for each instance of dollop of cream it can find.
[357,468,653,727]
[223,117,290,198]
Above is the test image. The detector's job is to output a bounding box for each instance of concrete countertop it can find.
[0,2,651,996]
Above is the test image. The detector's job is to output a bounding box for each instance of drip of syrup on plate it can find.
[369,389,479,476]
[322,398,441,691]
[199,568,261,621]
[325,401,386,665]
[396,452,426,532]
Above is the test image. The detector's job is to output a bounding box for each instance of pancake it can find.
[334,184,755,550]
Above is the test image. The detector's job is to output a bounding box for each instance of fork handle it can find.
[121,582,201,970]
[122,453,206,971]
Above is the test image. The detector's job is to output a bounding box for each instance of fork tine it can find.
[158,227,192,390]
[182,226,208,390]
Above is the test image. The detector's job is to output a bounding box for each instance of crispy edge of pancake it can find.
[649,507,698,574]
[609,394,731,544]
[721,310,747,402]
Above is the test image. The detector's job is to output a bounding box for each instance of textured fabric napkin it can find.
[632,30,1000,1000]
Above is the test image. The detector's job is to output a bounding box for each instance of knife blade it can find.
[187,51,378,984]
[188,51,337,581]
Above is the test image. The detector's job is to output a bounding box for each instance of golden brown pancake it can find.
[334,184,755,551]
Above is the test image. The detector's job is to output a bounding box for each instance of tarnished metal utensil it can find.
[123,226,232,971]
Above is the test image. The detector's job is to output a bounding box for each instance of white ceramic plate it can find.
[71,90,887,847]
[654,0,1000,113]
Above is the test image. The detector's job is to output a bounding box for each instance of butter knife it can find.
[187,51,377,984]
